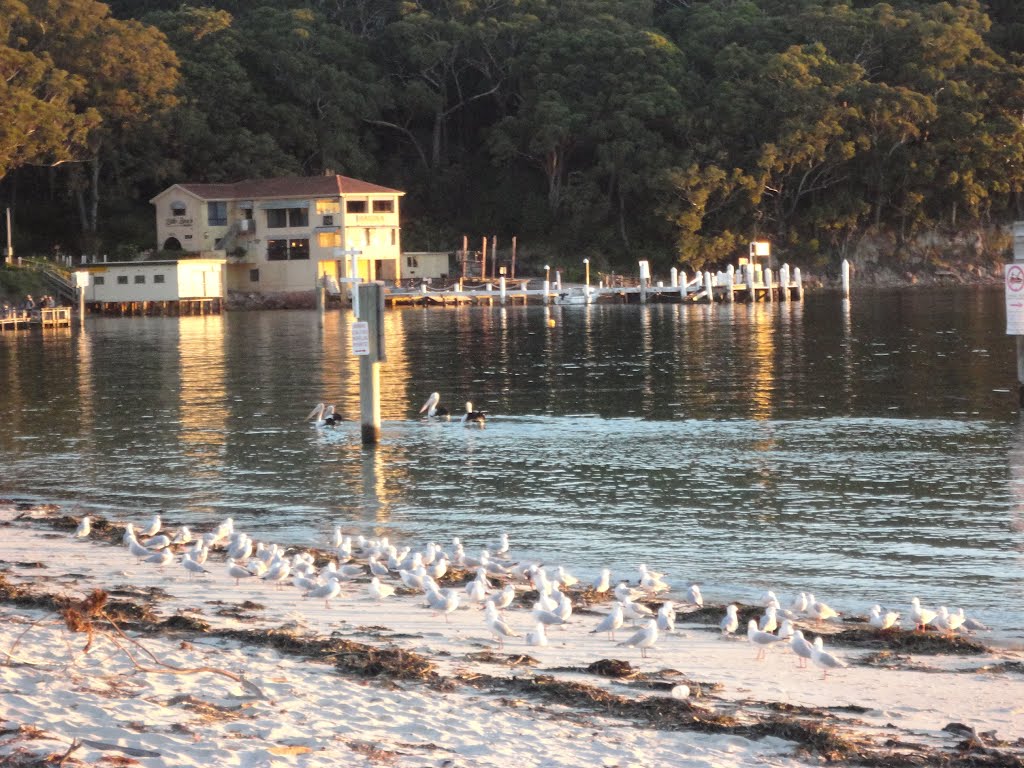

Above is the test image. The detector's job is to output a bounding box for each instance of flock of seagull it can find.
[70,514,990,680]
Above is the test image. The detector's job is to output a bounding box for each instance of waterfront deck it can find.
[383,265,804,307]
[0,307,73,331]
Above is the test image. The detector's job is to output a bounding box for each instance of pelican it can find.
[419,392,450,419]
[306,403,339,428]
[461,401,487,425]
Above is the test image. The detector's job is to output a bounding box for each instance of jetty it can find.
[382,263,804,307]
[0,307,73,332]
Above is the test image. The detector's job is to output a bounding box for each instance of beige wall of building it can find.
[150,176,405,296]
[78,259,225,303]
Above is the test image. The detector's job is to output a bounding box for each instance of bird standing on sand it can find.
[72,516,91,539]
[485,603,520,648]
[591,602,625,640]
[720,605,739,635]
[526,622,548,647]
[138,514,161,538]
[910,597,938,631]
[790,630,815,669]
[810,636,847,679]
[747,619,785,660]
[869,605,900,630]
[368,577,396,600]
[618,619,659,658]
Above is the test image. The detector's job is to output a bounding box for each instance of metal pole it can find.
[77,285,85,327]
[358,283,383,445]
[841,259,851,298]
[3,207,12,265]
[511,236,517,279]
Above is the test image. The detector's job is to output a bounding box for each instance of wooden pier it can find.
[381,264,804,308]
[89,298,224,316]
[0,307,73,331]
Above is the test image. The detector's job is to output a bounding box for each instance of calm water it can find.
[1,288,1022,637]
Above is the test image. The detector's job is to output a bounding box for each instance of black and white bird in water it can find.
[419,392,450,419]
[461,401,487,425]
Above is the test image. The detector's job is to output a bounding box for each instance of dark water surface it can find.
[1,287,1022,637]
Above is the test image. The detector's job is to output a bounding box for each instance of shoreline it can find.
[1,504,1021,767]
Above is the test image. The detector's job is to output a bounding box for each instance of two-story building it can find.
[149,175,405,297]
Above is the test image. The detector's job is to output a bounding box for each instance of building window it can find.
[391,228,397,246]
[317,231,341,248]
[406,256,418,267]
[117,275,128,285]
[249,269,260,282]
[94,276,105,285]
[266,207,308,228]
[170,201,187,216]
[373,199,394,213]
[267,239,288,260]
[154,274,165,284]
[267,239,309,261]
[208,201,227,226]
[134,275,145,284]
[346,200,367,213]
[316,199,340,214]
[364,228,372,245]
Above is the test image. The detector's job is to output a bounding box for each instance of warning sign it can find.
[1006,264,1024,334]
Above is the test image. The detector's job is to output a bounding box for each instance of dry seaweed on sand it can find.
[464,651,539,667]
[831,627,988,655]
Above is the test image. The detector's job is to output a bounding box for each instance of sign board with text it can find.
[351,321,370,355]
[1007,264,1024,335]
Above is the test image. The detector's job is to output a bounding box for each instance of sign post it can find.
[354,282,385,445]
[334,247,363,315]
[1008,222,1024,406]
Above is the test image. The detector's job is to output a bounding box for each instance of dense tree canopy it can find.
[3,0,1024,272]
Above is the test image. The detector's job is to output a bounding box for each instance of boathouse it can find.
[76,258,226,314]
[149,175,405,297]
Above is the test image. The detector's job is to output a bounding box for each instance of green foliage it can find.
[2,0,1024,271]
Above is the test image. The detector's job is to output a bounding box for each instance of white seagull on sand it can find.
[368,577,396,601]
[810,636,847,679]
[591,602,625,641]
[747,619,785,660]
[720,605,739,635]
[72,516,91,539]
[485,603,520,648]
[618,619,659,658]
[790,630,815,669]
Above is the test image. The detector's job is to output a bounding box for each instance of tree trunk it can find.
[88,155,100,233]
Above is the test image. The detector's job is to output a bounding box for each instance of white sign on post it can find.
[1006,264,1024,335]
[351,321,370,355]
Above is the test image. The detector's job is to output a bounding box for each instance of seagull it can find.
[419,392,450,419]
[956,608,989,632]
[591,602,625,640]
[494,532,510,557]
[759,605,779,634]
[485,603,520,648]
[806,594,839,623]
[461,401,487,425]
[182,553,210,579]
[657,601,676,633]
[368,577,396,600]
[747,619,785,660]
[621,598,654,623]
[72,516,91,539]
[592,568,611,593]
[425,587,460,622]
[554,566,578,588]
[760,590,780,608]
[637,564,670,595]
[810,636,847,679]
[686,584,703,607]
[138,514,161,538]
[121,523,136,546]
[128,538,154,562]
[144,534,172,551]
[790,630,815,668]
[368,556,390,578]
[777,618,795,640]
[720,604,739,635]
[618,619,659,658]
[306,577,343,609]
[227,560,255,586]
[532,602,567,627]
[789,592,809,614]
[485,584,516,611]
[145,549,173,567]
[910,597,938,631]
[525,622,548,647]
[932,606,966,635]
[869,605,900,630]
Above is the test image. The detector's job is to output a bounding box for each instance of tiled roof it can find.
[172,175,403,200]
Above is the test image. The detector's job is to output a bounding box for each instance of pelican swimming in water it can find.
[306,402,340,428]
[461,401,487,425]
[419,392,450,419]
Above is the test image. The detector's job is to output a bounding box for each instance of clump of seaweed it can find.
[831,627,988,655]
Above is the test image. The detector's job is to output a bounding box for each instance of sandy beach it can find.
[0,503,1021,767]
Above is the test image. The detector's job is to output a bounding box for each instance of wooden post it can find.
[316,275,325,316]
[461,235,468,278]
[780,263,790,301]
[511,236,517,279]
[704,271,714,303]
[746,264,755,302]
[670,267,678,288]
[76,286,85,326]
[481,236,487,280]
[3,207,11,265]
[543,279,551,305]
[841,258,851,298]
[765,268,774,302]
[357,283,384,445]
[794,267,804,301]
[491,236,497,279]
[499,276,506,305]
[680,270,688,300]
